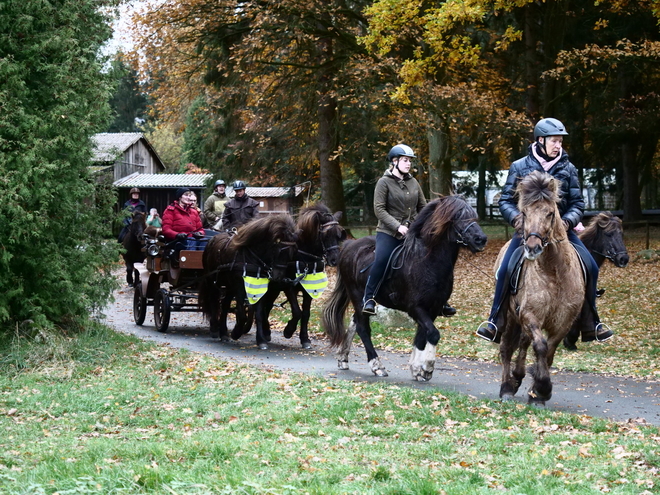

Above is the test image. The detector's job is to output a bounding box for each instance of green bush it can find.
[0,0,120,331]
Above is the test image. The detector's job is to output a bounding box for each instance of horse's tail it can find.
[322,270,350,348]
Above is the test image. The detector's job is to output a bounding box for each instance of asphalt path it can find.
[103,285,660,426]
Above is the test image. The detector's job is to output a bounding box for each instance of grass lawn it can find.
[0,325,658,494]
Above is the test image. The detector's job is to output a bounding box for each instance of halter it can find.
[318,218,342,262]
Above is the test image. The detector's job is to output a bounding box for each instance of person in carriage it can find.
[476,118,613,345]
[204,179,228,230]
[221,180,260,231]
[117,187,147,243]
[162,187,206,255]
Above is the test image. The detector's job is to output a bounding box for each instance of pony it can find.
[198,214,298,350]
[322,195,487,381]
[121,210,147,286]
[497,171,585,406]
[563,211,629,350]
[255,204,346,349]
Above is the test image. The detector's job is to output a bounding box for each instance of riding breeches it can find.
[363,232,403,303]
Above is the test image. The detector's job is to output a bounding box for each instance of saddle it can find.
[359,243,407,296]
[503,244,588,296]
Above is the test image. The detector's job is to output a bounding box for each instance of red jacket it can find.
[162,202,205,241]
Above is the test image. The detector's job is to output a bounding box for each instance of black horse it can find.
[322,195,487,381]
[121,211,147,286]
[198,214,298,350]
[563,211,629,350]
[256,204,346,349]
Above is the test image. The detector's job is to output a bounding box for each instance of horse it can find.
[322,195,487,381]
[563,211,629,350]
[255,204,346,349]
[121,211,147,286]
[497,171,585,406]
[198,214,298,350]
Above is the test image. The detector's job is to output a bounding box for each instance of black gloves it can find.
[192,231,204,239]
[175,233,188,241]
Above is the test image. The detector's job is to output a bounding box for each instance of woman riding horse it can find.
[477,118,613,345]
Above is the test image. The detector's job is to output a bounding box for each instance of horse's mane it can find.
[516,171,565,240]
[232,214,296,248]
[580,211,621,245]
[296,203,333,244]
[517,171,560,209]
[408,195,475,248]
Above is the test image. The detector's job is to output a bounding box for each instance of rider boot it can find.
[362,274,379,315]
[572,241,613,343]
[442,304,456,317]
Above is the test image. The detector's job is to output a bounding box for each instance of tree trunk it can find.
[622,140,642,221]
[524,5,540,121]
[316,34,345,218]
[427,118,452,196]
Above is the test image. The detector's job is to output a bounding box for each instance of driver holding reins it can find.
[476,118,613,344]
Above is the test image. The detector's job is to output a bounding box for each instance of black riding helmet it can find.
[387,144,416,176]
[534,118,568,157]
[232,180,246,190]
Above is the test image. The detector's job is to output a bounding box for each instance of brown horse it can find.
[198,214,298,349]
[257,204,346,349]
[322,195,487,381]
[121,211,147,286]
[498,171,585,406]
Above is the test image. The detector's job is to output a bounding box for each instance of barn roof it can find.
[113,172,212,188]
[113,173,308,198]
[92,133,144,162]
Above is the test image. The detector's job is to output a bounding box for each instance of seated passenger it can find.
[162,188,205,252]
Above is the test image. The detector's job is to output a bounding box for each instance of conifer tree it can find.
[0,0,119,330]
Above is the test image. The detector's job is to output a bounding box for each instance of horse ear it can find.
[333,211,343,222]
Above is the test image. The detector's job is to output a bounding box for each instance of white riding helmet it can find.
[387,144,416,162]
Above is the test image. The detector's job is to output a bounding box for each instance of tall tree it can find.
[0,0,119,330]
[106,54,149,132]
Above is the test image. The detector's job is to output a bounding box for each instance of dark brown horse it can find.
[121,211,146,286]
[322,195,487,381]
[198,214,298,349]
[563,211,629,349]
[498,171,584,406]
[257,204,346,348]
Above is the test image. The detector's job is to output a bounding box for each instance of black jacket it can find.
[221,195,259,230]
[499,144,584,230]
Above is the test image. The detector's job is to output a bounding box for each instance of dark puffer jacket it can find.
[221,195,259,230]
[499,144,584,230]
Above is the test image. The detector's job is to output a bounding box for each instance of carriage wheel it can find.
[154,289,171,333]
[133,282,147,326]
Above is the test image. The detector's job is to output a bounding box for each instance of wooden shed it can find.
[92,133,165,181]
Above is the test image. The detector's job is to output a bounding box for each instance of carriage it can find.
[131,234,209,333]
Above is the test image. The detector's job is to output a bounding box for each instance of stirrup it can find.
[476,321,499,342]
[595,322,613,342]
[362,298,377,315]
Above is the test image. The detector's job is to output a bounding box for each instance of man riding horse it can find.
[477,118,613,345]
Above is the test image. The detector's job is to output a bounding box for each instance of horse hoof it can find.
[220,335,231,343]
[373,369,388,377]
[301,341,312,350]
[501,394,515,402]
[258,343,269,350]
[283,328,295,339]
[210,332,219,339]
[529,400,546,408]
[337,360,349,370]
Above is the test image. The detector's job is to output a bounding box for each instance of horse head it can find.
[415,195,487,253]
[583,212,629,268]
[516,171,564,261]
[296,205,346,267]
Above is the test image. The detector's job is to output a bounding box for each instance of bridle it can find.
[454,220,478,246]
